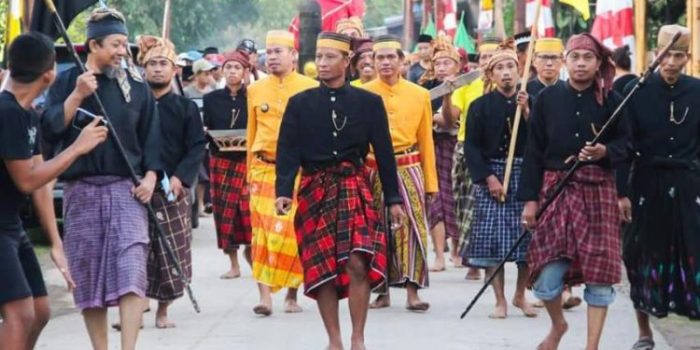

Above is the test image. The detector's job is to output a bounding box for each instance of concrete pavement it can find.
[35,218,674,349]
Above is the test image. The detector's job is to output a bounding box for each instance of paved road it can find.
[35,218,674,349]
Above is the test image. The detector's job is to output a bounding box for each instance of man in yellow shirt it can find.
[362,35,437,312]
[246,30,319,316]
[442,38,499,279]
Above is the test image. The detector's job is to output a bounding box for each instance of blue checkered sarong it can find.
[466,158,529,266]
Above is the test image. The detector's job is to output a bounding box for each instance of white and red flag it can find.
[590,0,635,55]
[526,0,556,37]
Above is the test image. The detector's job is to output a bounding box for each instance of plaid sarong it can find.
[147,192,192,302]
[369,153,429,291]
[466,158,528,265]
[249,158,303,291]
[429,133,459,239]
[209,155,252,249]
[295,162,387,299]
[63,176,148,310]
[453,142,476,262]
[528,166,621,286]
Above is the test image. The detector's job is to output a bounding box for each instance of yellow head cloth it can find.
[534,38,564,54]
[136,35,177,66]
[266,30,295,48]
[373,36,402,52]
[317,32,351,53]
[335,16,364,36]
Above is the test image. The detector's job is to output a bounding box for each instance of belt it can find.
[366,151,421,169]
[255,152,275,164]
[395,145,418,156]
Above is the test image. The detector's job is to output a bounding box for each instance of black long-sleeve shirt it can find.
[526,78,562,103]
[157,92,207,188]
[42,66,162,180]
[616,73,700,196]
[275,83,402,205]
[464,90,529,183]
[202,86,248,157]
[517,82,628,201]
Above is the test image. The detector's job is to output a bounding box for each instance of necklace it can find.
[669,101,689,125]
[332,109,347,132]
[230,108,240,128]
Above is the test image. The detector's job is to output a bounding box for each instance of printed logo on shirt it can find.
[27,126,37,152]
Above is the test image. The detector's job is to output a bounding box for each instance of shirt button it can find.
[669,154,673,158]
[332,132,338,137]
[576,111,580,116]
[577,93,582,98]
[670,137,675,141]
[507,100,512,104]
[333,151,338,156]
[575,133,580,138]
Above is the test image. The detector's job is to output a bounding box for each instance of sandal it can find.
[631,337,655,350]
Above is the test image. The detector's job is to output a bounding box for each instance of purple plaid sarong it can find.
[63,176,149,310]
[429,133,459,239]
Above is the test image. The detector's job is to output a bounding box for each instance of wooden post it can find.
[634,0,647,74]
[161,0,172,40]
[23,0,35,30]
[403,0,415,50]
[514,0,526,34]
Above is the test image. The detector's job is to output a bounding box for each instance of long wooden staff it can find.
[461,31,684,319]
[41,0,201,313]
[500,0,542,202]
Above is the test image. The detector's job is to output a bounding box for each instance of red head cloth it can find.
[222,50,252,70]
[566,33,615,106]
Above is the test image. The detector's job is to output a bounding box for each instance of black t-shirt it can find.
[0,91,41,231]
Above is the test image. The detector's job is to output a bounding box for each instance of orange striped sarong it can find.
[249,157,303,291]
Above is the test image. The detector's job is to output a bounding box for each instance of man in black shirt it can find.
[0,33,107,350]
[203,50,253,280]
[519,33,627,350]
[139,35,206,329]
[617,25,700,349]
[41,8,161,349]
[527,38,564,101]
[275,32,404,350]
[463,41,535,319]
[408,34,433,83]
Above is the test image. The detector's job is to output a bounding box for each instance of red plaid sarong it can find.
[209,155,252,250]
[528,165,622,286]
[295,162,387,300]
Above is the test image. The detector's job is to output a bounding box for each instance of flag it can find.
[288,0,365,48]
[421,15,437,38]
[591,0,635,68]
[560,0,590,20]
[4,0,23,47]
[439,0,458,38]
[30,0,97,40]
[526,0,555,37]
[477,0,493,31]
[454,12,476,54]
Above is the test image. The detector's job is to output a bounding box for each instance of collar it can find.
[320,82,350,96]
[565,80,596,95]
[224,84,247,97]
[269,71,299,85]
[156,90,175,102]
[377,77,403,91]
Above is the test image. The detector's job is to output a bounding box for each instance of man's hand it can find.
[170,176,185,200]
[618,197,632,223]
[578,142,607,162]
[71,118,109,155]
[426,193,437,203]
[275,197,293,215]
[388,204,405,231]
[486,175,504,200]
[521,201,538,230]
[50,244,76,292]
[132,172,157,204]
[74,70,98,99]
[517,90,530,119]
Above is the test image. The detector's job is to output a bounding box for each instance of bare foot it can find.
[562,295,582,310]
[253,304,272,316]
[451,255,464,268]
[350,339,366,350]
[406,300,430,312]
[220,268,241,279]
[537,322,568,350]
[465,268,481,280]
[111,322,144,331]
[429,260,446,272]
[369,295,390,309]
[325,344,344,350]
[512,298,538,318]
[284,299,303,313]
[155,315,176,329]
[488,303,507,319]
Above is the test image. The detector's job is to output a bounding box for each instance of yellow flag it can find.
[4,0,23,46]
[481,0,493,11]
[560,0,590,20]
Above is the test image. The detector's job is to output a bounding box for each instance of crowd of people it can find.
[0,6,699,350]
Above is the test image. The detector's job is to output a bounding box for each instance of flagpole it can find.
[690,0,700,77]
[634,0,646,73]
[403,0,414,50]
[500,0,541,201]
[161,0,172,40]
